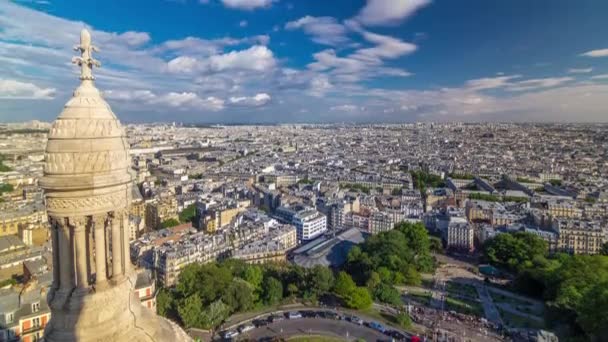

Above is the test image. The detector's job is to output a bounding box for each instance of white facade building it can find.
[292,209,327,241]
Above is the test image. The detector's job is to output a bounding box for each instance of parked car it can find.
[238,324,255,333]
[288,311,303,319]
[301,311,316,318]
[325,311,339,320]
[222,330,239,339]
[350,316,363,325]
[268,314,284,323]
[391,331,407,341]
[252,319,268,327]
[369,322,386,333]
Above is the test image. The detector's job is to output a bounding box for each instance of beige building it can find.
[0,203,47,239]
[232,224,297,264]
[465,200,493,222]
[145,196,178,230]
[369,211,395,234]
[447,222,474,252]
[553,219,606,255]
[195,202,248,233]
[547,201,582,218]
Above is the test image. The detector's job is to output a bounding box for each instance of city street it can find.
[230,318,388,341]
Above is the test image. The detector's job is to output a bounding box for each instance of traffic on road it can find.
[219,309,418,341]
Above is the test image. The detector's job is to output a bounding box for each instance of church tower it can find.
[41,29,190,341]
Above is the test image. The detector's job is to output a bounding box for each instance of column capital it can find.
[110,209,128,219]
[92,214,108,228]
[68,216,88,229]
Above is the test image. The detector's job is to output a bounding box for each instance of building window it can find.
[32,302,40,313]
[6,312,14,323]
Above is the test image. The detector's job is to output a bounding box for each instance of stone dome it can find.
[40,31,131,217]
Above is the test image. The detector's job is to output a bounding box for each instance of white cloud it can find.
[352,30,417,61]
[167,56,199,73]
[208,45,276,72]
[465,75,521,90]
[464,75,572,92]
[153,92,225,111]
[567,67,592,74]
[158,35,270,57]
[506,77,573,91]
[239,20,248,27]
[166,45,276,74]
[580,48,608,57]
[109,31,151,47]
[105,89,225,111]
[229,93,271,106]
[221,0,276,10]
[354,0,431,26]
[285,16,349,46]
[330,104,361,112]
[104,89,156,101]
[308,74,333,97]
[591,74,608,80]
[0,78,55,99]
[308,34,413,83]
[361,76,608,122]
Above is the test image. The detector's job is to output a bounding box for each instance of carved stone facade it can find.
[40,29,191,342]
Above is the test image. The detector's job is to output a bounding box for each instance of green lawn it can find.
[489,290,543,316]
[357,307,411,332]
[445,281,478,299]
[445,296,484,317]
[420,277,435,289]
[498,308,545,330]
[406,291,432,306]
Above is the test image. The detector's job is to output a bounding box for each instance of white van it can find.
[239,324,255,333]
[288,311,303,319]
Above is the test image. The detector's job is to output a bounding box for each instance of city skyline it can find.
[1,0,608,123]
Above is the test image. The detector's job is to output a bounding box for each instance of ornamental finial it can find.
[72,29,101,81]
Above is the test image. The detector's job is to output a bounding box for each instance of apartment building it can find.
[552,219,606,255]
[232,224,297,264]
[145,196,178,230]
[447,222,474,252]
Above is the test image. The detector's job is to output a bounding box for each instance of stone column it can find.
[58,218,74,292]
[50,217,61,290]
[72,217,89,290]
[93,214,107,285]
[111,212,123,279]
[122,211,131,274]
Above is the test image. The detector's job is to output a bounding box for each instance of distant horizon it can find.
[1,0,608,123]
[3,118,608,126]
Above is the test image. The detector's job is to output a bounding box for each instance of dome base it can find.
[44,273,191,342]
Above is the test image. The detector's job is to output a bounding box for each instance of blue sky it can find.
[1,0,608,123]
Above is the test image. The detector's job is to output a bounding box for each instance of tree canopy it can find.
[161,218,180,229]
[179,204,196,223]
[159,223,431,330]
[482,231,547,272]
[482,232,608,340]
[161,260,345,330]
[345,222,435,290]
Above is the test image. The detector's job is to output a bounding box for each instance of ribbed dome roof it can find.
[40,29,131,216]
[41,81,131,190]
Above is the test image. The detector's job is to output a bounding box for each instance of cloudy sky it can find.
[1,0,608,123]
